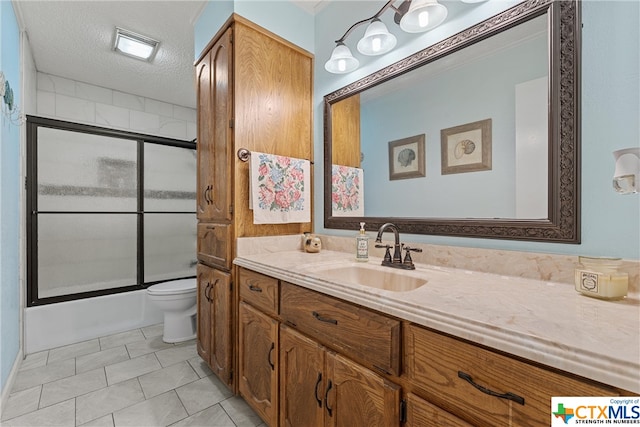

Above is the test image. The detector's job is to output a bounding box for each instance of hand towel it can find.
[331,164,364,217]
[250,152,311,224]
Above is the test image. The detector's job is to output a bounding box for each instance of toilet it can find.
[146,278,197,343]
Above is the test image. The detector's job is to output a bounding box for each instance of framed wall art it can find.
[388,134,426,181]
[441,118,492,175]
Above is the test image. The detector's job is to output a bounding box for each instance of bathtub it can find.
[24,289,163,354]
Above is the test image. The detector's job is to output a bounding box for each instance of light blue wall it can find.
[1,0,22,391]
[314,1,640,259]
[194,0,314,60]
[194,0,234,58]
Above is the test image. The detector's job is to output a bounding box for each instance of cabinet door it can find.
[196,28,232,221]
[238,301,279,425]
[405,393,473,427]
[280,325,325,427]
[196,264,212,363]
[325,352,401,427]
[210,268,233,388]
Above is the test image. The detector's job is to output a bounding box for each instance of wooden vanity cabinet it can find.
[196,264,233,387]
[280,324,401,427]
[238,301,279,425]
[279,325,325,427]
[404,324,621,427]
[195,14,313,393]
[280,281,401,377]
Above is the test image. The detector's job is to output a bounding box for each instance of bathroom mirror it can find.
[324,0,580,243]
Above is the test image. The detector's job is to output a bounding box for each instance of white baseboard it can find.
[0,348,24,421]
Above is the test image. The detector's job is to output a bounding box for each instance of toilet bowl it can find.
[147,278,197,343]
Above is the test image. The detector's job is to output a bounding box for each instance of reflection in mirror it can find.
[360,15,548,219]
[324,0,580,242]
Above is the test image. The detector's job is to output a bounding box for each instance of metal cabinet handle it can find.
[249,284,263,293]
[457,371,525,405]
[268,343,275,370]
[312,311,338,325]
[324,380,333,417]
[314,372,323,408]
[204,185,213,205]
[203,185,210,205]
[204,282,211,302]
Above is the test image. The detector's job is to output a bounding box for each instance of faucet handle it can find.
[402,246,422,269]
[375,244,393,263]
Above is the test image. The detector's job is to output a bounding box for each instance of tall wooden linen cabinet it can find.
[195,14,313,393]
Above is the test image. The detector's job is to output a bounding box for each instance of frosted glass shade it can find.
[357,19,397,56]
[400,0,448,33]
[324,43,360,74]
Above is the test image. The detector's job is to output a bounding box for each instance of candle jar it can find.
[574,256,628,300]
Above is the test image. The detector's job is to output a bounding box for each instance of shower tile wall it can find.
[36,72,196,141]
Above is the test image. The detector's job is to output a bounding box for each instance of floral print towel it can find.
[250,152,311,224]
[331,164,364,217]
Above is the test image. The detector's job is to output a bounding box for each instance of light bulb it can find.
[338,59,346,72]
[372,37,381,52]
[419,11,429,28]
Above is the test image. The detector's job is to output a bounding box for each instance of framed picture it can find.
[441,118,492,175]
[388,134,426,181]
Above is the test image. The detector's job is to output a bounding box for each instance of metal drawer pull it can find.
[324,380,333,416]
[457,371,525,405]
[268,343,275,370]
[314,373,323,408]
[249,285,263,293]
[312,311,338,325]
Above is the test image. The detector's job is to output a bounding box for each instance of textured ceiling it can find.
[15,1,207,109]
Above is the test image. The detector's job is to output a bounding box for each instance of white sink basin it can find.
[304,262,430,292]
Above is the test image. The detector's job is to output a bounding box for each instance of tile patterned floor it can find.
[1,324,265,427]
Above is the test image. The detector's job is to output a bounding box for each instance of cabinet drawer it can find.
[405,393,473,427]
[197,223,231,270]
[238,268,279,316]
[405,325,619,427]
[280,282,401,376]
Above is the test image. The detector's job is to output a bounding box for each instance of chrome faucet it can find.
[375,223,422,270]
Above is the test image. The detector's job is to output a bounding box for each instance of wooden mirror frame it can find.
[323,0,580,243]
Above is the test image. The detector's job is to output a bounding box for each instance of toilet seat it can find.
[147,279,196,296]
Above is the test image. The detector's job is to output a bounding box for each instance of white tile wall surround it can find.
[36,91,55,116]
[37,73,75,96]
[36,72,196,141]
[173,105,197,122]
[54,94,96,123]
[113,91,145,112]
[158,117,187,140]
[130,110,161,134]
[75,82,113,105]
[145,98,174,117]
[95,103,130,129]
[186,122,197,141]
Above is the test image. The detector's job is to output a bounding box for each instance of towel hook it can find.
[237,148,251,162]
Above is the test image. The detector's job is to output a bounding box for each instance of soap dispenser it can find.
[356,222,369,262]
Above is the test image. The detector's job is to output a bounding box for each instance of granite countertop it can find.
[234,249,640,393]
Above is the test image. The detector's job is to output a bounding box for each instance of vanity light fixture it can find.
[399,0,448,33]
[324,0,447,74]
[613,147,640,194]
[357,19,397,56]
[113,27,160,61]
